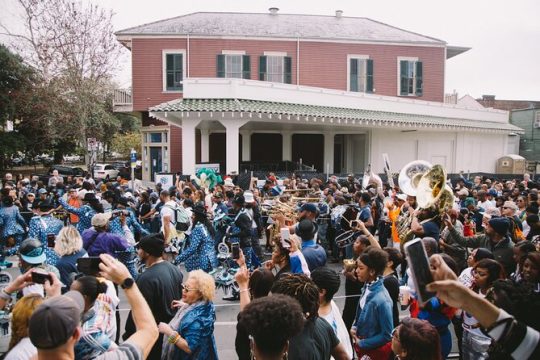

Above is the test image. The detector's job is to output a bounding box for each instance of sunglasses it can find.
[180,284,199,293]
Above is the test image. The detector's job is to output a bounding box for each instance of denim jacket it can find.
[166,302,218,360]
[352,277,393,349]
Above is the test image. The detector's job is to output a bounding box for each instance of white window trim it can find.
[162,49,186,93]
[397,56,419,97]
[141,127,171,181]
[221,50,246,55]
[534,111,540,128]
[346,54,370,92]
[264,51,287,56]
[264,54,287,83]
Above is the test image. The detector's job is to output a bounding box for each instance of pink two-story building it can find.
[114,9,521,180]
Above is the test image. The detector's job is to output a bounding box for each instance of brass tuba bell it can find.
[362,164,383,192]
[398,160,433,196]
[415,165,455,212]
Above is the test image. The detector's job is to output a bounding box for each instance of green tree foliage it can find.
[110,132,142,158]
[1,0,126,165]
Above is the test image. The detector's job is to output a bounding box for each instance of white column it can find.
[323,132,335,174]
[200,129,210,163]
[181,118,202,175]
[282,131,292,161]
[240,130,251,161]
[220,119,248,174]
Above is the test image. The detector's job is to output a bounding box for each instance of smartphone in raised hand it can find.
[280,228,291,249]
[77,257,103,276]
[404,238,435,304]
[231,243,240,260]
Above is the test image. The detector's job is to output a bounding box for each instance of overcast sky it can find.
[4,0,540,100]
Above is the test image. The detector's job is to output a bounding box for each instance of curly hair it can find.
[398,317,442,360]
[271,274,320,319]
[239,295,304,357]
[9,294,44,350]
[54,225,83,256]
[358,247,388,276]
[473,259,506,291]
[489,279,540,330]
[189,269,216,302]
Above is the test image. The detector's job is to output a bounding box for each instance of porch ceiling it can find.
[149,98,523,134]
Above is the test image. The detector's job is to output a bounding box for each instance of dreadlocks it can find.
[271,273,320,319]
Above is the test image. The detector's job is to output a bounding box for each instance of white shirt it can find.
[160,200,177,236]
[321,301,353,360]
[4,337,36,360]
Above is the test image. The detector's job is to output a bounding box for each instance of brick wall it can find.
[131,37,446,111]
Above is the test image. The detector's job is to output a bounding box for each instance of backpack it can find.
[165,204,190,231]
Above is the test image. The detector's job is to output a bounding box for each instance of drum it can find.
[335,230,357,248]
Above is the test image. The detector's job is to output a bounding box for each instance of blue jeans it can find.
[462,330,490,360]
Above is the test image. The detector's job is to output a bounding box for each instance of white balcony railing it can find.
[112,89,133,112]
[113,89,132,105]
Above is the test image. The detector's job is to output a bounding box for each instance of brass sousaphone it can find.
[415,165,454,214]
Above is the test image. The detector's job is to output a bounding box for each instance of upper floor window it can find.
[259,52,292,83]
[162,50,186,92]
[217,52,251,79]
[348,55,373,93]
[398,58,423,96]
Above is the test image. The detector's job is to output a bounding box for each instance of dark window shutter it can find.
[366,59,374,93]
[259,56,267,81]
[415,61,423,96]
[176,54,183,91]
[400,60,409,95]
[242,55,251,79]
[350,58,358,92]
[217,55,225,78]
[284,56,292,84]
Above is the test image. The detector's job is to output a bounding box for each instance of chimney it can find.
[335,10,343,18]
[269,7,279,15]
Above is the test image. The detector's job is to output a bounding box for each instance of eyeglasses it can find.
[180,284,199,293]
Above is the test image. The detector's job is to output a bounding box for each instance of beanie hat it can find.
[488,217,510,236]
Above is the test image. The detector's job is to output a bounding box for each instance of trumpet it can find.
[291,196,321,202]
[343,259,357,272]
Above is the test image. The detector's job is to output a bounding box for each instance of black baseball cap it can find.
[138,233,165,257]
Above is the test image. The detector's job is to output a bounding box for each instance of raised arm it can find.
[99,253,158,359]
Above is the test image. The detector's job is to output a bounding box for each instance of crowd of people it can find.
[0,169,539,359]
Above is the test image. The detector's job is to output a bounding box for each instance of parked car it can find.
[11,157,24,166]
[110,161,128,170]
[93,163,119,180]
[63,154,82,162]
[36,165,86,184]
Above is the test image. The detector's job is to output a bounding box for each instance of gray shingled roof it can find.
[149,98,522,133]
[116,12,445,45]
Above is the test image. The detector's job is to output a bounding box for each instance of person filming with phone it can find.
[443,213,515,276]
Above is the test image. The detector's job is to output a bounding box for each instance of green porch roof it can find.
[149,98,523,133]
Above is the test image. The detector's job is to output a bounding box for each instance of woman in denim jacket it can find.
[351,248,394,360]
